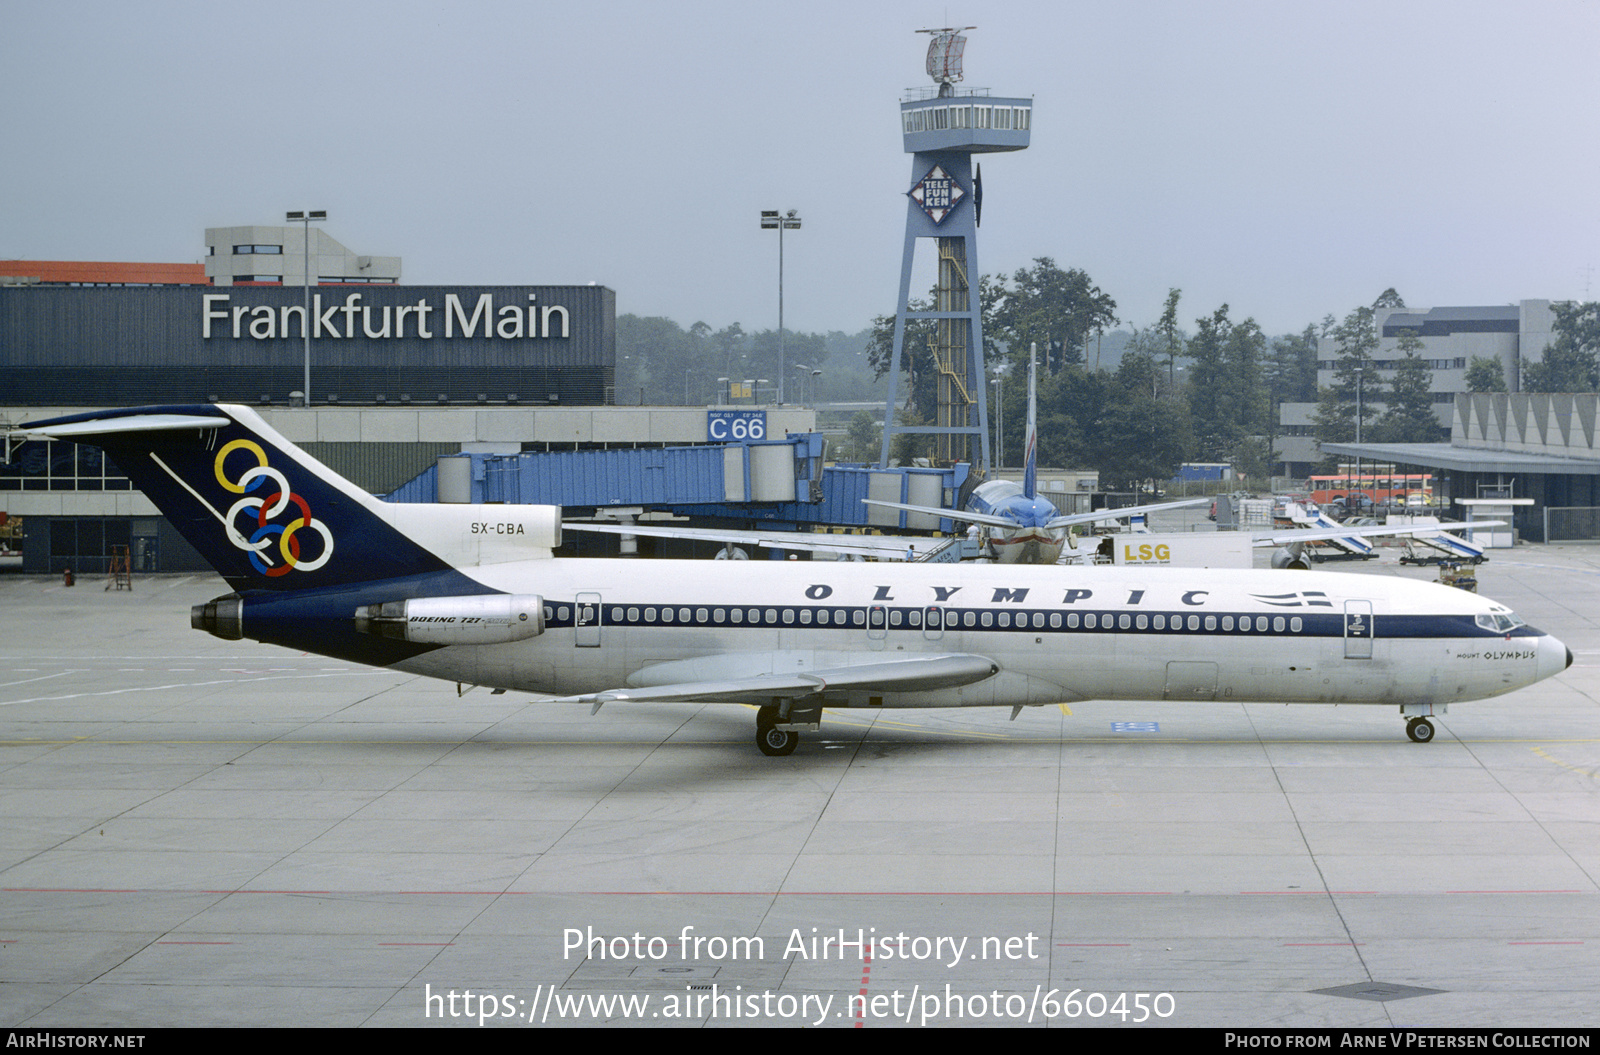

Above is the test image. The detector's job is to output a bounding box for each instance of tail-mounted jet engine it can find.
[353,595,546,644]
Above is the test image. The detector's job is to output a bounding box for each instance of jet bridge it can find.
[386,434,968,531]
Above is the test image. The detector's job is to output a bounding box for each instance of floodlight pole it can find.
[991,376,1003,471]
[287,210,326,404]
[760,209,801,403]
[1355,362,1364,486]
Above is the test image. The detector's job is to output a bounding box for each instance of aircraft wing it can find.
[861,496,1208,530]
[564,520,935,560]
[1251,521,1505,547]
[551,653,1000,706]
[1043,497,1209,530]
[858,499,1019,529]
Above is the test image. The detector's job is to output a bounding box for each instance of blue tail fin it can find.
[1023,345,1038,500]
[19,404,456,592]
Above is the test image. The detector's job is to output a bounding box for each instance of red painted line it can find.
[1447,890,1585,894]
[1057,943,1130,947]
[1283,943,1364,947]
[854,949,873,1029]
[378,942,454,946]
[156,941,234,945]
[1508,941,1584,945]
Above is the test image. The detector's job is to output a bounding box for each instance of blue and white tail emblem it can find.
[212,439,334,577]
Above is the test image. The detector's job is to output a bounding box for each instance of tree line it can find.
[615,263,1600,487]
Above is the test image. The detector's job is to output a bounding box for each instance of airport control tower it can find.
[880,29,1031,471]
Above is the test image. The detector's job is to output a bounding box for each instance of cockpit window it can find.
[1475,613,1526,633]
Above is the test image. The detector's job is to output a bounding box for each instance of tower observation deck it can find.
[880,29,1031,471]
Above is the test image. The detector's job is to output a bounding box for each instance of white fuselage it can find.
[390,560,1565,711]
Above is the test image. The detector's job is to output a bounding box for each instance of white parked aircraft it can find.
[16,404,1570,754]
[1262,503,1499,569]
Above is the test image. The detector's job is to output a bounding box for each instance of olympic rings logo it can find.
[214,439,334,576]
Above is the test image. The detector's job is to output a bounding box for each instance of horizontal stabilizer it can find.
[17,411,230,439]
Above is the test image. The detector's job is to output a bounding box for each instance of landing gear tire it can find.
[756,706,798,757]
[1406,717,1435,744]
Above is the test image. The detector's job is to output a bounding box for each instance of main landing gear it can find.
[755,706,798,756]
[1406,717,1435,743]
[755,703,824,756]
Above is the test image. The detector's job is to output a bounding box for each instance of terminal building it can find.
[1268,300,1596,542]
[0,225,830,574]
[1276,299,1555,476]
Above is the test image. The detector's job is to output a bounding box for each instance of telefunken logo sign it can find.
[201,292,572,341]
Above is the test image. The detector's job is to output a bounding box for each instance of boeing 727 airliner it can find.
[15,404,1571,754]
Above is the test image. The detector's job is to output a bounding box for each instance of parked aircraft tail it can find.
[1023,344,1038,500]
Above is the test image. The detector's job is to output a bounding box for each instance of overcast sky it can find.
[4,0,1597,337]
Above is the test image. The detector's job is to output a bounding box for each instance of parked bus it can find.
[1308,473,1433,511]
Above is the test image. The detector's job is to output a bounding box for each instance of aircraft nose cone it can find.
[1537,634,1572,682]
